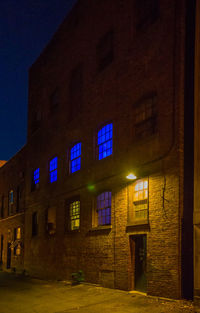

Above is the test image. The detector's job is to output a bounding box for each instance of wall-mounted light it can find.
[126,173,137,180]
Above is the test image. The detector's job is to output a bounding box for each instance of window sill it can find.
[126,221,149,232]
[89,225,112,232]
[65,229,80,235]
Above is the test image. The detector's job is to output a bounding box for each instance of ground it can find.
[0,272,196,313]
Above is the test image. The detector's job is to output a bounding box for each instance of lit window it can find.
[15,244,21,256]
[14,227,21,240]
[34,168,39,184]
[70,143,81,173]
[133,179,148,220]
[96,192,111,226]
[70,200,80,230]
[49,157,58,183]
[97,123,113,160]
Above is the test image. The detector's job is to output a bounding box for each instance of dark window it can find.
[96,192,111,226]
[135,0,159,30]
[97,123,113,160]
[32,212,38,236]
[0,195,4,218]
[134,94,157,138]
[31,168,40,191]
[70,143,81,173]
[69,64,83,120]
[46,207,56,235]
[8,190,14,216]
[97,30,114,72]
[31,110,41,134]
[50,88,59,112]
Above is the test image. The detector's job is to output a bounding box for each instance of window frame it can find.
[133,93,157,139]
[65,196,81,232]
[31,168,40,191]
[70,142,82,174]
[94,191,112,227]
[97,30,114,72]
[8,190,14,216]
[49,156,58,183]
[46,207,56,235]
[128,178,149,224]
[96,123,113,160]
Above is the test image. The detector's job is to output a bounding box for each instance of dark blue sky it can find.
[0,0,77,161]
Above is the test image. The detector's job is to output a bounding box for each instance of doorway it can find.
[130,235,147,292]
[7,242,11,269]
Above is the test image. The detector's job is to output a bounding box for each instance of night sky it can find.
[0,0,77,161]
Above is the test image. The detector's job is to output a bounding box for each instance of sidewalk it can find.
[0,272,195,313]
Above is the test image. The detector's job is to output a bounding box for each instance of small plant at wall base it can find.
[71,270,84,285]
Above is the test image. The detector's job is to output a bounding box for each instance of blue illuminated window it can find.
[49,157,58,183]
[97,191,111,225]
[97,123,113,160]
[33,168,39,185]
[70,143,81,173]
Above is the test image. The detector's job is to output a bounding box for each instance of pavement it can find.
[0,271,196,313]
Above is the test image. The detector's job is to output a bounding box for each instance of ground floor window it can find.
[96,191,111,226]
[69,200,80,230]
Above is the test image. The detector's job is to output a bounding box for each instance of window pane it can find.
[70,143,81,173]
[98,124,113,160]
[96,192,111,226]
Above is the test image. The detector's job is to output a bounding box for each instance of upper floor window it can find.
[69,200,80,231]
[50,88,59,112]
[31,110,41,134]
[97,30,114,72]
[69,64,83,120]
[14,227,21,240]
[134,0,159,30]
[96,191,111,226]
[70,143,81,173]
[8,190,14,215]
[32,168,39,191]
[134,93,157,139]
[97,123,113,160]
[32,212,38,236]
[0,195,4,218]
[49,157,58,183]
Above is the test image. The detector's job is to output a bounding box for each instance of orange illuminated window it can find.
[133,179,148,220]
[14,227,21,240]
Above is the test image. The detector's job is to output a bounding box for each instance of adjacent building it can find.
[0,0,197,301]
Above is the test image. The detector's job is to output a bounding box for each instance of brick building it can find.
[0,0,197,301]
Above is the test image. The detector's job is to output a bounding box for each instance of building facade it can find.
[0,0,196,300]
